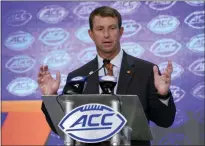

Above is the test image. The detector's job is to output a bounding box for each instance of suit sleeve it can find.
[41,101,58,134]
[41,73,73,134]
[147,66,176,128]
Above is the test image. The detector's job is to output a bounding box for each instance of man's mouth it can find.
[103,41,112,45]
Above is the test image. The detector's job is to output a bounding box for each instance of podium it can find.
[42,94,153,145]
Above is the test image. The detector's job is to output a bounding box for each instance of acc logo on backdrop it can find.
[158,62,184,80]
[111,1,140,15]
[186,1,204,6]
[158,133,190,145]
[186,34,204,53]
[39,28,69,46]
[170,85,185,103]
[172,109,188,128]
[43,50,71,70]
[5,10,32,26]
[5,55,36,73]
[73,2,101,19]
[145,1,176,11]
[7,77,38,96]
[147,15,180,34]
[37,5,68,24]
[188,58,204,76]
[75,24,93,43]
[191,82,204,100]
[122,42,144,58]
[4,31,35,51]
[150,39,181,57]
[58,104,127,143]
[78,47,97,64]
[122,20,141,38]
[184,11,204,29]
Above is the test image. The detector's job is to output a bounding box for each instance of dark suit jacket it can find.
[42,51,176,146]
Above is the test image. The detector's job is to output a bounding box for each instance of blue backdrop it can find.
[1,1,204,145]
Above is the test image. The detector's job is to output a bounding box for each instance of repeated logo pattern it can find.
[2,1,204,145]
[4,31,35,51]
[184,11,204,29]
[37,5,68,24]
[150,39,181,57]
[147,15,180,34]
[145,1,176,11]
[5,10,32,26]
[6,55,36,73]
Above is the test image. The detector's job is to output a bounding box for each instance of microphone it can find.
[63,76,87,94]
[99,76,117,94]
[85,59,110,80]
[63,59,110,94]
[103,59,110,64]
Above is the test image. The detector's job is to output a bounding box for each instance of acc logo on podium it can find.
[59,104,127,143]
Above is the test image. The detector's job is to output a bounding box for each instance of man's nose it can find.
[103,30,110,38]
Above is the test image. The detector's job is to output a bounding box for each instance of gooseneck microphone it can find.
[85,59,110,80]
[63,59,111,94]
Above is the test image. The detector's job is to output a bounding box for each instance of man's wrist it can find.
[157,91,171,100]
[43,92,58,95]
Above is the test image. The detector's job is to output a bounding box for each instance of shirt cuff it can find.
[159,98,170,106]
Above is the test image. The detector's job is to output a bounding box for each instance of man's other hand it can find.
[37,65,61,95]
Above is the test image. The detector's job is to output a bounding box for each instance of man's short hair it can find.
[89,6,122,30]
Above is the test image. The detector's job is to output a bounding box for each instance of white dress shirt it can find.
[97,49,169,106]
[98,49,123,94]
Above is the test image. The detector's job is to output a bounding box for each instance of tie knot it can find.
[105,63,113,76]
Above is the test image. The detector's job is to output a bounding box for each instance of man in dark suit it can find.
[38,6,176,146]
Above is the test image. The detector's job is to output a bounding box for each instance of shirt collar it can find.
[98,49,123,68]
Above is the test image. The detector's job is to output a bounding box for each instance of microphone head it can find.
[99,76,117,94]
[103,59,110,65]
[63,76,87,94]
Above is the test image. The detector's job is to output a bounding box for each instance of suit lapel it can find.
[117,51,135,94]
[83,51,136,95]
[83,57,99,94]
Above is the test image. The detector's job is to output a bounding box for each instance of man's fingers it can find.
[38,71,44,78]
[40,65,48,72]
[56,72,61,84]
[161,73,171,84]
[167,61,173,73]
[162,72,171,78]
[45,70,51,76]
[37,78,45,88]
[40,65,44,72]
[165,77,171,83]
[153,66,159,77]
[44,65,48,72]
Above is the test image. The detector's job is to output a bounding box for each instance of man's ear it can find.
[119,27,124,38]
[88,29,94,41]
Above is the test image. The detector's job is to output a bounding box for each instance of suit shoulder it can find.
[69,58,96,76]
[127,54,156,67]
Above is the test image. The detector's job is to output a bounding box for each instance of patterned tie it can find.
[105,63,113,76]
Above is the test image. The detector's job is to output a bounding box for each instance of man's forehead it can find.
[92,16,118,26]
[93,15,117,20]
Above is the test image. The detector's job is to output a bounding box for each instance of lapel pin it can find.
[89,71,93,75]
[126,70,131,74]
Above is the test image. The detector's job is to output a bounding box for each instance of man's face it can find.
[88,16,124,56]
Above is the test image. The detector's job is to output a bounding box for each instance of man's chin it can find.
[103,49,115,54]
[102,46,115,52]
